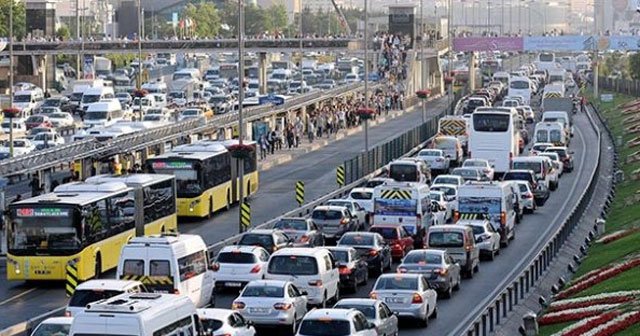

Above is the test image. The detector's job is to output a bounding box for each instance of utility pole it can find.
[363,0,369,153]
[593,1,599,98]
[76,0,81,78]
[9,0,14,157]
[238,0,246,233]
[420,0,425,124]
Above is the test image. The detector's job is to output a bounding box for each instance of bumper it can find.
[522,199,535,210]
[339,274,358,287]
[388,304,425,319]
[365,255,383,269]
[476,241,493,253]
[426,277,450,292]
[240,311,296,326]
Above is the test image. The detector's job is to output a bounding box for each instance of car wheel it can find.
[352,278,358,293]
[443,283,452,299]
[418,307,429,327]
[474,263,479,273]
[467,266,474,279]
[488,249,495,261]
[453,274,461,291]
[291,315,298,336]
[431,305,438,319]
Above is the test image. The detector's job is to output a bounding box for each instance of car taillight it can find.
[274,303,292,310]
[171,289,180,295]
[340,218,349,225]
[210,262,220,272]
[501,211,507,226]
[299,235,310,243]
[523,193,533,199]
[250,264,261,273]
[339,266,351,275]
[397,267,407,273]
[64,311,71,317]
[412,293,423,304]
[369,292,378,299]
[308,280,323,287]
[436,268,449,276]
[369,249,379,256]
[232,301,245,310]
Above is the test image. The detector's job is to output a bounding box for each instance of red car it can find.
[369,225,414,262]
[25,115,53,130]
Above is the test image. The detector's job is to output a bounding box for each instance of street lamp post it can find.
[238,0,246,233]
[363,0,369,155]
[8,0,14,158]
[137,0,143,120]
[420,0,425,124]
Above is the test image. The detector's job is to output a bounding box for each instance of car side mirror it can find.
[393,311,400,317]
[300,290,308,296]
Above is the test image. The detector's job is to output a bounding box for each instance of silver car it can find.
[326,199,368,229]
[397,249,461,298]
[370,274,438,327]
[516,181,536,213]
[460,219,501,260]
[273,218,324,247]
[232,280,308,334]
[417,149,451,174]
[334,299,398,336]
[311,205,358,240]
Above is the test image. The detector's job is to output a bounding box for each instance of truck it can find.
[437,116,469,153]
[541,97,573,124]
[94,57,112,79]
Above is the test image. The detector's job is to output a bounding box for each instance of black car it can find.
[337,232,391,276]
[502,169,549,206]
[236,229,293,254]
[326,246,368,293]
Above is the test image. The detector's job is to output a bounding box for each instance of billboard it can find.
[523,36,596,52]
[453,37,523,52]
[83,55,95,80]
[453,35,640,52]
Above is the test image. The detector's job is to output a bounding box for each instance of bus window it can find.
[472,114,510,132]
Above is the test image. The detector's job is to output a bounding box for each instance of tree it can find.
[629,53,640,80]
[182,3,221,38]
[56,25,70,40]
[0,0,26,39]
[264,3,288,33]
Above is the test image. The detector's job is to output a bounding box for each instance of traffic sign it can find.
[337,165,345,187]
[65,262,79,297]
[240,202,251,230]
[295,181,304,206]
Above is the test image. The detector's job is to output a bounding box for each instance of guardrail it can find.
[451,103,603,336]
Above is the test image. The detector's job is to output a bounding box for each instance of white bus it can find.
[468,109,518,177]
[536,52,556,71]
[508,76,532,106]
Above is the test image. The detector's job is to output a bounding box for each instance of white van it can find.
[492,71,510,87]
[66,279,147,317]
[80,86,115,112]
[387,158,431,184]
[511,156,554,190]
[84,99,124,128]
[69,293,200,336]
[542,111,573,138]
[141,81,168,94]
[455,181,517,246]
[265,247,339,307]
[116,234,215,308]
[534,122,567,146]
[372,181,432,244]
[13,89,44,115]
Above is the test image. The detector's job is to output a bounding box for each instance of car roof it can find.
[378,272,422,279]
[219,245,265,254]
[457,219,490,226]
[435,174,462,179]
[304,308,358,320]
[335,298,378,306]
[75,279,142,291]
[197,308,235,320]
[272,247,325,257]
[244,229,277,235]
[38,317,73,325]
[314,205,348,211]
[245,279,288,288]
[350,187,374,192]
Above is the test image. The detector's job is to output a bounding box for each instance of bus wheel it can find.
[247,182,252,199]
[94,254,102,279]
[208,197,214,219]
[160,226,165,234]
[226,191,231,211]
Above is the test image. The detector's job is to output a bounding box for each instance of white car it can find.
[430,184,458,214]
[32,132,65,149]
[538,152,564,178]
[326,199,368,229]
[431,175,464,187]
[0,139,36,157]
[333,299,399,336]
[30,317,72,336]
[178,108,205,121]
[530,142,555,156]
[429,190,452,222]
[212,245,270,290]
[522,105,535,122]
[462,158,495,180]
[460,219,501,260]
[347,187,374,214]
[232,280,308,333]
[431,200,447,226]
[48,112,75,128]
[66,279,147,317]
[198,308,256,336]
[297,308,377,336]
[416,149,451,174]
[370,273,438,327]
[516,181,536,213]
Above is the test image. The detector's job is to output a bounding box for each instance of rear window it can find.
[242,285,284,298]
[339,234,374,246]
[518,184,529,192]
[274,219,307,231]
[122,259,144,276]
[469,225,485,235]
[298,320,351,336]
[69,289,123,307]
[268,255,319,275]
[503,172,533,182]
[463,160,485,167]
[389,164,418,182]
[150,260,171,276]
[434,139,457,149]
[433,177,459,185]
[374,276,419,290]
[404,252,441,264]
[473,113,510,132]
[550,130,563,142]
[312,210,343,220]
[239,233,274,247]
[513,161,541,174]
[369,227,398,240]
[330,250,349,263]
[453,169,478,177]
[428,231,464,248]
[33,323,71,336]
[364,180,386,188]
[217,252,256,264]
[349,192,372,200]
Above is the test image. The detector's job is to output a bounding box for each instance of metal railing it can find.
[451,104,603,336]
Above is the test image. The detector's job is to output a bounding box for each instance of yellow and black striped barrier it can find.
[241,202,251,230]
[295,181,305,206]
[65,262,79,297]
[337,165,345,187]
[379,189,412,200]
[120,274,173,286]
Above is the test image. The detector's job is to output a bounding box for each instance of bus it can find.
[145,140,259,217]
[468,109,518,177]
[536,52,556,71]
[508,76,532,105]
[6,176,177,281]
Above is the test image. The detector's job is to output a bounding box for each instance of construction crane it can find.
[329,0,352,35]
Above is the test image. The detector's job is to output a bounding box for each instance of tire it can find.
[291,316,297,336]
[442,283,452,299]
[474,263,479,273]
[207,197,214,219]
[453,274,461,291]
[225,191,231,211]
[94,255,102,279]
[418,307,429,327]
[467,266,474,279]
[488,249,495,261]
[431,305,438,319]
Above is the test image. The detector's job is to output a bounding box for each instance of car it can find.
[65,279,148,316]
[39,106,62,115]
[430,200,448,226]
[538,152,564,177]
[429,190,453,222]
[0,139,36,157]
[530,142,555,156]
[346,187,374,214]
[515,181,536,213]
[416,149,451,174]
[26,126,54,140]
[431,174,464,187]
[430,184,458,214]
[502,169,549,205]
[369,273,438,327]
[325,246,369,293]
[333,299,399,336]
[337,232,391,276]
[460,219,501,260]
[211,245,270,290]
[116,92,133,107]
[40,97,72,113]
[32,132,65,149]
[48,112,75,128]
[273,217,324,247]
[29,317,72,336]
[451,167,489,182]
[232,280,308,334]
[142,114,171,123]
[522,105,535,122]
[178,108,207,121]
[397,249,462,298]
[326,199,368,229]
[462,158,495,180]
[368,225,414,262]
[545,146,574,172]
[24,115,53,130]
[311,205,359,241]
[237,229,293,254]
[198,308,256,336]
[296,308,377,336]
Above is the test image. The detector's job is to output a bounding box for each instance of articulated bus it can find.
[468,108,519,177]
[145,140,259,218]
[6,175,177,281]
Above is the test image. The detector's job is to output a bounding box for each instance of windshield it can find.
[238,234,273,247]
[9,206,81,255]
[375,276,418,290]
[510,81,529,89]
[143,115,162,121]
[429,193,442,201]
[71,92,83,101]
[241,285,284,298]
[513,161,541,174]
[312,210,342,220]
[268,255,318,275]
[504,172,533,181]
[14,95,31,103]
[433,177,458,185]
[183,110,199,116]
[419,150,441,157]
[274,219,307,231]
[463,160,486,167]
[550,130,563,142]
[32,322,71,336]
[536,130,548,142]
[428,231,464,248]
[389,164,418,182]
[148,160,201,197]
[334,304,376,319]
[85,111,108,120]
[82,94,101,104]
[339,234,374,246]
[349,191,372,200]
[473,113,510,132]
[272,73,286,80]
[27,116,44,123]
[330,250,349,263]
[34,133,55,141]
[459,197,501,214]
[173,73,193,81]
[404,251,441,264]
[200,319,224,334]
[453,169,478,177]
[209,97,226,104]
[369,227,398,240]
[298,320,351,336]
[217,252,256,264]
[69,289,123,307]
[42,99,60,107]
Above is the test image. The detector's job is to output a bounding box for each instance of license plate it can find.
[250,307,269,314]
[385,297,404,304]
[226,282,242,287]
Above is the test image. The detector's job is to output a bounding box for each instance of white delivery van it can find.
[372,181,431,245]
[13,89,45,115]
[455,181,517,247]
[265,247,340,307]
[542,111,573,138]
[116,234,215,308]
[80,86,115,112]
[387,158,431,184]
[534,122,567,146]
[84,99,124,128]
[68,293,200,336]
[511,156,554,190]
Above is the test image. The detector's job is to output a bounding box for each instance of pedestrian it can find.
[267,130,275,154]
[307,118,315,143]
[259,134,268,160]
[580,96,586,113]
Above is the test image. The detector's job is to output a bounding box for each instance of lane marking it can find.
[0,288,38,306]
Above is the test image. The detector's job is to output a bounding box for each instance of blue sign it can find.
[606,36,640,51]
[524,36,595,52]
[259,94,285,106]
